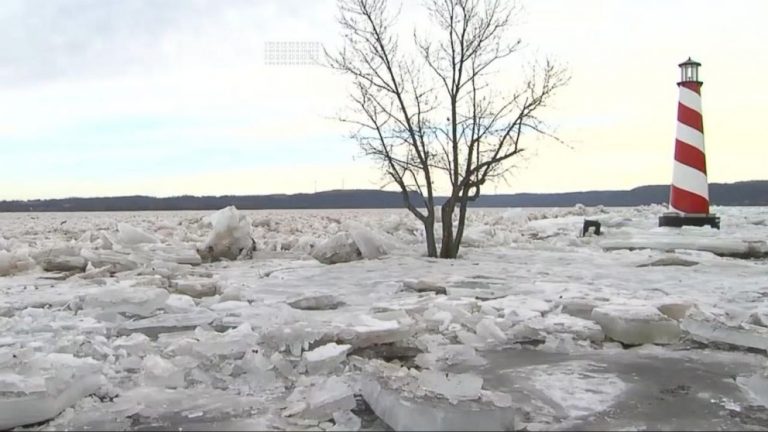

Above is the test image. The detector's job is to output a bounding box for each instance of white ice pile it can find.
[0,250,35,276]
[198,206,255,262]
[0,351,104,430]
[359,359,517,431]
[0,205,767,429]
[591,305,681,345]
[302,343,352,375]
[310,225,389,265]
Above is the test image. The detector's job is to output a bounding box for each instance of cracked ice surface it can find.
[0,206,767,430]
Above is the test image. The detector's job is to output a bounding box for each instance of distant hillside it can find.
[1,181,766,212]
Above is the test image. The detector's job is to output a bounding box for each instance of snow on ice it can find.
[0,205,767,430]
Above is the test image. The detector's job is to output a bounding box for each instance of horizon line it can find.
[2,179,766,202]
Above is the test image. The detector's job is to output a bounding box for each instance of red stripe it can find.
[670,185,709,214]
[679,81,701,95]
[674,140,707,173]
[678,103,703,132]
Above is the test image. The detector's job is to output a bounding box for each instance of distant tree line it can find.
[0,181,766,212]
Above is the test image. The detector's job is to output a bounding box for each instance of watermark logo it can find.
[264,41,320,66]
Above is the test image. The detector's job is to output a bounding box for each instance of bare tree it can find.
[327,0,568,258]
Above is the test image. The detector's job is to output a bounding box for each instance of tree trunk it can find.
[423,215,438,257]
[452,193,471,258]
[439,201,457,258]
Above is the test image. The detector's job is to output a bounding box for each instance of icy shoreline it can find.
[1,205,767,430]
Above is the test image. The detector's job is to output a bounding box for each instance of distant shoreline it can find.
[1,180,766,212]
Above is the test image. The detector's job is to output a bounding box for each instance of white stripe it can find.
[678,86,702,113]
[676,122,705,152]
[672,161,709,199]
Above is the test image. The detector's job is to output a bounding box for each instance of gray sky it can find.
[1,0,766,199]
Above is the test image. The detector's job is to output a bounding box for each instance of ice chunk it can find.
[40,255,87,273]
[361,376,517,431]
[475,318,508,345]
[591,305,681,345]
[419,371,483,403]
[402,279,447,295]
[529,313,605,343]
[559,299,597,320]
[83,286,169,318]
[141,354,186,388]
[330,410,362,431]
[288,294,345,311]
[346,222,387,259]
[0,353,103,430]
[170,278,218,298]
[415,344,486,370]
[340,314,414,348]
[657,303,695,321]
[80,248,139,273]
[681,317,768,351]
[117,223,159,245]
[299,376,356,421]
[310,232,363,265]
[601,235,768,258]
[117,310,218,339]
[0,250,35,276]
[198,206,255,262]
[130,244,202,266]
[737,373,768,406]
[745,307,768,328]
[112,332,152,356]
[164,293,198,313]
[303,342,352,375]
[637,255,698,267]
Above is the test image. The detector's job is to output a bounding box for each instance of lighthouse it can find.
[659,58,720,229]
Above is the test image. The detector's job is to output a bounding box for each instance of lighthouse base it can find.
[658,213,720,230]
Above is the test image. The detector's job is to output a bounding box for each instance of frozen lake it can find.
[1,205,767,430]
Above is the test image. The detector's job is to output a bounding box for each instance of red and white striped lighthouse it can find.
[659,58,720,229]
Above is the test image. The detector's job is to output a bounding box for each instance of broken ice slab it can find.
[637,255,699,267]
[302,376,357,421]
[415,344,486,370]
[116,223,160,246]
[82,286,169,318]
[40,255,88,273]
[310,232,363,265]
[0,250,35,276]
[128,244,203,266]
[737,373,768,407]
[116,309,218,339]
[164,294,198,314]
[288,294,346,311]
[346,222,388,260]
[170,278,218,298]
[591,305,681,345]
[330,410,362,431]
[80,248,139,273]
[198,206,255,262]
[418,370,483,403]
[507,313,604,345]
[600,234,768,258]
[338,314,415,348]
[681,317,768,352]
[401,279,447,295]
[108,387,269,424]
[302,342,352,375]
[140,354,187,389]
[166,323,259,358]
[0,353,104,430]
[112,332,153,356]
[360,376,517,431]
